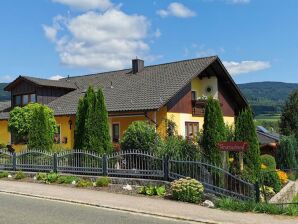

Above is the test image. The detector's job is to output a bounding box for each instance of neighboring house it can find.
[0,56,248,151]
[257,126,280,156]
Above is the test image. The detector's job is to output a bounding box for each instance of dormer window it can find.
[13,93,36,107]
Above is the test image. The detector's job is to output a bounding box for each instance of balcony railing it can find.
[192,100,207,116]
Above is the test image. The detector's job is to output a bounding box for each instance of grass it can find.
[255,114,280,121]
[0,171,9,178]
[215,197,298,216]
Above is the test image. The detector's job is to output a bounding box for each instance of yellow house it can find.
[0,56,248,152]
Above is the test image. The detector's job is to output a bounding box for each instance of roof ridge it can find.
[66,55,218,80]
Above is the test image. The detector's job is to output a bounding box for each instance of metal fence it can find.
[0,149,256,201]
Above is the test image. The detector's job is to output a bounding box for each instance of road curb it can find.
[0,189,226,224]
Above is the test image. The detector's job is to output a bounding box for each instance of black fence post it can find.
[255,181,260,203]
[163,155,169,181]
[53,153,58,173]
[12,153,16,171]
[102,155,108,176]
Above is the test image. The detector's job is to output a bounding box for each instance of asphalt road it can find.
[0,193,195,224]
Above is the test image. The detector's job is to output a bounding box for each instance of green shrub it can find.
[276,135,297,170]
[76,179,93,188]
[260,154,276,169]
[95,176,111,187]
[121,121,162,152]
[45,172,60,183]
[0,171,9,178]
[14,171,26,180]
[36,172,60,184]
[157,135,201,160]
[260,171,282,193]
[56,175,79,184]
[170,177,204,203]
[36,172,47,182]
[137,185,166,197]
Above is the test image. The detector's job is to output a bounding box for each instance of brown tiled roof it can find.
[4,76,77,91]
[48,56,219,115]
[2,56,248,117]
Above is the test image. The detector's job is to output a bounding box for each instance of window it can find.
[185,122,199,138]
[30,94,36,103]
[15,95,21,106]
[54,125,61,144]
[191,91,197,100]
[23,95,29,105]
[13,93,36,107]
[112,123,120,143]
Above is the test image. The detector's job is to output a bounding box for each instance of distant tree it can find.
[235,108,261,182]
[280,90,298,139]
[28,106,54,151]
[201,98,227,166]
[276,135,297,170]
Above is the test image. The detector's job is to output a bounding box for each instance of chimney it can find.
[132,58,144,74]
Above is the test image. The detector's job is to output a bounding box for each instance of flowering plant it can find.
[170,177,204,203]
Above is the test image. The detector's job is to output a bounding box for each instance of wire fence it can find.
[0,149,256,201]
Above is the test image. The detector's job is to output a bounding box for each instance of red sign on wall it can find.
[218,142,248,152]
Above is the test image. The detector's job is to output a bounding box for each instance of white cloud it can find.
[49,75,65,80]
[52,0,113,11]
[223,60,271,75]
[43,25,58,42]
[0,75,14,83]
[44,9,151,70]
[157,2,196,18]
[226,0,250,4]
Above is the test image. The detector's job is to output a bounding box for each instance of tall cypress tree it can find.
[202,98,227,166]
[83,86,97,151]
[235,108,260,182]
[74,97,87,149]
[74,86,112,153]
[28,106,54,151]
[96,88,112,153]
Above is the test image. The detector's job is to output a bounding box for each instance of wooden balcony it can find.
[192,100,207,117]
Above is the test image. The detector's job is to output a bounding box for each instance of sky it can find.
[0,0,297,84]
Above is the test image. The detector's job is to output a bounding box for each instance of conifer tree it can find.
[202,98,227,166]
[74,86,112,153]
[280,90,298,140]
[96,88,112,153]
[28,106,54,151]
[235,108,260,182]
[74,97,87,149]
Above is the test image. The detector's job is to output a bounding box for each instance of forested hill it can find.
[238,82,298,116]
[0,83,10,101]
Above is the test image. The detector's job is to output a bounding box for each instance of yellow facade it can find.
[191,76,218,99]
[167,112,234,137]
[109,106,168,141]
[0,120,10,146]
[55,115,76,150]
